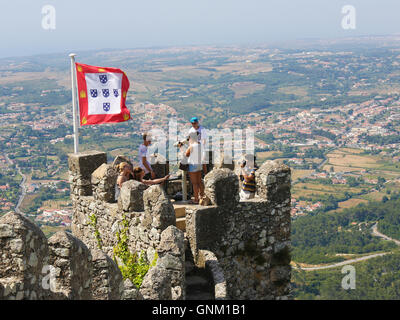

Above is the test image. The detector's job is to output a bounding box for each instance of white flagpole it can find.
[69,53,79,154]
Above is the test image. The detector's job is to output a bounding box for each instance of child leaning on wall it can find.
[239,154,258,201]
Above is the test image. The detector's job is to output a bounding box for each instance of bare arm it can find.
[185,146,192,158]
[141,175,170,185]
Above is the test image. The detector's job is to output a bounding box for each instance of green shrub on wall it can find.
[113,214,157,288]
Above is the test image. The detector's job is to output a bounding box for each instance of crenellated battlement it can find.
[0,150,291,300]
[69,150,184,300]
[186,162,292,299]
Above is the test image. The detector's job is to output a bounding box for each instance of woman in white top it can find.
[185,131,205,204]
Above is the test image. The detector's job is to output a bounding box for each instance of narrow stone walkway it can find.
[185,240,215,300]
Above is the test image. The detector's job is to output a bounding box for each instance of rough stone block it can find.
[68,151,107,177]
[158,226,184,256]
[255,161,291,202]
[270,266,291,284]
[157,226,185,300]
[118,180,148,212]
[143,185,176,230]
[139,265,172,300]
[122,279,143,300]
[0,212,49,300]
[68,151,107,196]
[91,249,123,300]
[91,163,118,202]
[204,168,239,206]
[48,231,93,300]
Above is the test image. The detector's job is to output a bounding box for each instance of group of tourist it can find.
[115,116,258,203]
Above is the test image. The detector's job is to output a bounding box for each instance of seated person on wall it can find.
[115,162,134,200]
[239,154,258,201]
[116,162,134,188]
[132,166,169,186]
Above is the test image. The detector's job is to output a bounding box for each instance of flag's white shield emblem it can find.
[113,89,119,98]
[99,75,108,84]
[90,89,98,98]
[103,103,111,112]
[102,89,109,98]
[85,72,123,115]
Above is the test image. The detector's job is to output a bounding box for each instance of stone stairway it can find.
[174,205,186,231]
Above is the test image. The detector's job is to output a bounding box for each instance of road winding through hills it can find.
[15,162,27,215]
[4,153,27,215]
[371,223,400,246]
[293,222,400,271]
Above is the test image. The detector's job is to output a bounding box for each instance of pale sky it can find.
[0,0,400,58]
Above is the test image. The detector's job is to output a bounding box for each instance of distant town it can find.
[1,40,400,235]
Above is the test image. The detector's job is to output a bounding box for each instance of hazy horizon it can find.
[1,0,400,59]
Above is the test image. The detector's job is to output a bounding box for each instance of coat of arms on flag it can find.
[75,62,131,125]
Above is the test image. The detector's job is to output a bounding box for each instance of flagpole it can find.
[69,53,79,154]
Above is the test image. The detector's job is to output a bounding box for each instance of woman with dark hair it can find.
[132,166,169,186]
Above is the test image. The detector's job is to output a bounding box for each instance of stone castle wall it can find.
[1,150,291,300]
[0,212,123,300]
[186,161,291,300]
[68,151,185,300]
[0,150,185,300]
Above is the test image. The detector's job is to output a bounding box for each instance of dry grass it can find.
[277,86,308,97]
[337,198,368,210]
[322,165,364,173]
[41,225,69,238]
[109,148,136,159]
[41,200,71,210]
[360,191,386,202]
[291,169,313,181]
[257,151,282,158]
[213,62,273,75]
[340,148,364,154]
[19,194,38,212]
[326,152,378,169]
[349,84,400,96]
[230,82,265,99]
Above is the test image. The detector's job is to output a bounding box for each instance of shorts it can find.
[188,164,202,172]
